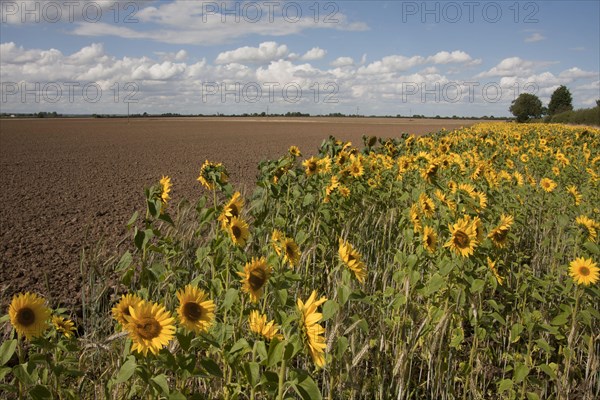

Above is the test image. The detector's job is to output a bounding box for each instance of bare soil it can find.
[0,117,481,312]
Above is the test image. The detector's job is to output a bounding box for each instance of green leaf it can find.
[537,363,557,380]
[513,363,530,383]
[535,338,552,353]
[151,374,170,395]
[200,358,223,378]
[113,356,136,385]
[321,300,339,322]
[425,273,446,295]
[550,312,569,326]
[267,338,284,367]
[292,370,322,400]
[126,211,138,228]
[115,251,133,273]
[510,323,524,343]
[470,279,485,294]
[406,254,418,269]
[13,363,34,385]
[449,326,464,349]
[222,289,239,312]
[229,338,251,356]
[302,193,314,207]
[583,241,599,255]
[338,285,351,306]
[526,392,540,400]
[0,339,17,366]
[30,385,52,400]
[168,392,188,400]
[335,336,348,359]
[497,378,513,393]
[243,362,260,387]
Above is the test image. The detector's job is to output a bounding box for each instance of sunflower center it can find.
[426,235,433,246]
[182,302,204,322]
[454,231,470,248]
[579,266,590,276]
[285,244,295,257]
[16,307,35,327]
[232,225,242,239]
[229,205,239,217]
[308,162,317,172]
[137,318,161,340]
[249,268,267,291]
[494,230,508,241]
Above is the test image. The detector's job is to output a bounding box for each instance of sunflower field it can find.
[2,122,599,399]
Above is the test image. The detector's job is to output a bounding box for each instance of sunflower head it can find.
[112,293,143,327]
[52,315,76,339]
[159,176,171,206]
[302,157,320,176]
[218,192,244,229]
[418,193,436,218]
[410,204,422,233]
[575,215,598,242]
[228,217,250,247]
[8,292,51,340]
[487,257,504,286]
[297,291,327,368]
[444,216,478,257]
[124,300,176,356]
[289,146,301,157]
[569,257,599,286]
[238,257,271,303]
[197,160,228,190]
[488,214,514,248]
[249,310,283,341]
[338,239,367,283]
[176,285,216,333]
[282,237,301,267]
[422,226,438,254]
[540,178,557,193]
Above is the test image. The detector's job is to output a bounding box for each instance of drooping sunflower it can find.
[575,215,598,242]
[176,285,216,333]
[228,217,250,247]
[8,292,51,340]
[422,226,438,254]
[282,237,301,267]
[419,193,436,218]
[569,257,599,286]
[159,176,171,206]
[218,191,244,229]
[444,216,478,257]
[52,316,76,339]
[476,191,488,210]
[487,257,504,286]
[124,300,176,356]
[410,204,422,233]
[302,157,320,176]
[297,290,327,368]
[421,162,438,183]
[249,310,283,341]
[197,160,228,190]
[488,214,514,248]
[338,239,367,283]
[289,145,301,157]
[112,293,143,327]
[238,257,271,303]
[566,186,582,206]
[540,178,557,193]
[271,229,285,255]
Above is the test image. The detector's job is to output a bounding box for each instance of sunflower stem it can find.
[277,356,287,400]
[562,286,581,398]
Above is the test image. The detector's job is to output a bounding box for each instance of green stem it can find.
[562,287,581,398]
[277,357,287,400]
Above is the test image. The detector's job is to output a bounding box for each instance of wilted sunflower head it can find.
[176,285,216,334]
[112,293,143,327]
[282,237,301,267]
[9,292,51,341]
[238,257,271,303]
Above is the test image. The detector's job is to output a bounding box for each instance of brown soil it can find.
[0,117,481,312]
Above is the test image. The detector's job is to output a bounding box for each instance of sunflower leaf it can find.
[290,369,322,400]
[200,358,223,378]
[151,374,170,396]
[113,356,136,385]
[0,339,16,366]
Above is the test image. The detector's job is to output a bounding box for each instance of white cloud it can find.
[427,50,480,65]
[559,67,598,80]
[476,57,556,78]
[215,42,289,64]
[525,33,546,43]
[330,57,354,67]
[301,47,327,61]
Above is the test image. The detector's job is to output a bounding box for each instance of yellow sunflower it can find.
[52,316,76,339]
[488,214,514,248]
[569,257,599,286]
[124,300,176,356]
[289,146,301,157]
[338,239,367,283]
[249,310,283,341]
[282,237,301,267]
[419,193,436,218]
[575,215,598,242]
[410,204,422,233]
[421,162,438,183]
[112,293,143,327]
[487,258,503,286]
[218,191,244,229]
[197,160,228,190]
[444,216,478,257]
[540,178,557,193]
[238,257,271,303]
[176,285,216,334]
[338,185,350,197]
[271,229,285,255]
[318,156,332,174]
[159,176,171,206]
[348,157,364,178]
[422,226,438,254]
[297,290,327,368]
[302,157,320,176]
[566,186,582,206]
[8,292,51,340]
[228,217,250,247]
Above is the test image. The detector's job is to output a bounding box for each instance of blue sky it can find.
[1,0,599,116]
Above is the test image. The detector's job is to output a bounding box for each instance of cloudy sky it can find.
[1,0,598,116]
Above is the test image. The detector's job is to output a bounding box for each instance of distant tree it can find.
[596,99,600,107]
[510,93,543,122]
[548,85,573,115]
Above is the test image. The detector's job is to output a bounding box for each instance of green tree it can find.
[548,85,573,115]
[510,93,543,122]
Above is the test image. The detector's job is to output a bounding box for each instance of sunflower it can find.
[318,156,332,174]
[471,216,485,242]
[540,178,557,193]
[176,285,216,333]
[487,258,503,286]
[476,191,488,209]
[513,171,524,186]
[249,310,283,341]
[457,183,476,198]
[228,217,250,247]
[159,176,171,206]
[520,154,529,163]
[338,185,350,197]
[112,293,143,327]
[302,157,320,176]
[421,162,438,183]
[282,237,301,267]
[348,157,364,178]
[238,257,271,303]
[8,292,51,340]
[444,216,478,257]
[488,214,514,248]
[434,189,456,212]
[338,239,367,283]
[569,257,599,286]
[218,191,244,229]
[575,215,598,242]
[197,160,228,190]
[566,186,582,206]
[410,204,422,233]
[422,226,438,254]
[271,229,285,255]
[419,193,436,218]
[297,290,327,368]
[289,146,301,157]
[336,151,350,166]
[124,300,176,356]
[52,316,76,339]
